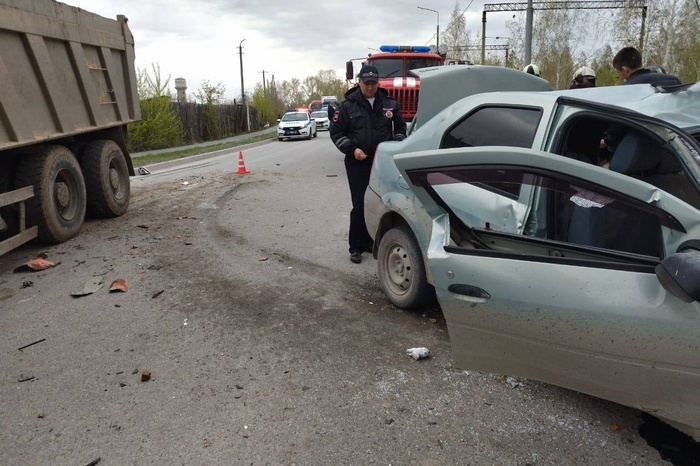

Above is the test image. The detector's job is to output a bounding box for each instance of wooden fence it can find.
[173,102,260,144]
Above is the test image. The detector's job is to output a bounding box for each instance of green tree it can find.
[129,63,184,151]
[194,80,226,140]
[251,83,277,127]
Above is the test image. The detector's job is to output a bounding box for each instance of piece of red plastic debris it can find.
[109,278,128,292]
[141,370,152,382]
[13,257,55,273]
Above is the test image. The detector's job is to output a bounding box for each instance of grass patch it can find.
[132,132,277,166]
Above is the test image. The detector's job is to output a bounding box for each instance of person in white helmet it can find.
[570,66,596,89]
[523,64,540,77]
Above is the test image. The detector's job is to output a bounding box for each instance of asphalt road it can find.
[0,131,686,465]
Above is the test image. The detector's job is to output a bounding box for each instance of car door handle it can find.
[447,284,491,302]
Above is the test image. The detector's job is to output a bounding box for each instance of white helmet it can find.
[523,64,540,77]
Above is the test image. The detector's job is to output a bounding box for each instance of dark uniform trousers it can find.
[345,156,374,253]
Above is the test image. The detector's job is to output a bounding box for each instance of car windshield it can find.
[282,113,308,122]
[312,112,327,119]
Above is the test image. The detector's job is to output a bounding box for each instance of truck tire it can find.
[80,140,130,217]
[377,225,434,309]
[15,145,86,243]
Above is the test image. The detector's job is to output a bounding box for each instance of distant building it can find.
[174,77,187,103]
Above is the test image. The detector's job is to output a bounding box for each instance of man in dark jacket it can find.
[601,47,682,152]
[612,47,681,86]
[330,64,407,264]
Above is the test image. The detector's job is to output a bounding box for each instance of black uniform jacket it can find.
[330,86,406,159]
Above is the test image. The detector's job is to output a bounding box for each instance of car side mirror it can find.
[655,244,700,303]
[346,61,354,81]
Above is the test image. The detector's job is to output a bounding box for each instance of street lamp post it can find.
[417,6,439,52]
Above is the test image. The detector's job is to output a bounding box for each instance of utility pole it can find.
[524,0,533,65]
[238,39,246,106]
[259,70,270,96]
[417,6,439,52]
[238,38,249,131]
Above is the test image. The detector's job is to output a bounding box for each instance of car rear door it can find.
[394,146,700,434]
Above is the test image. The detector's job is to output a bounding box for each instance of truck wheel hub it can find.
[109,167,120,190]
[55,182,70,208]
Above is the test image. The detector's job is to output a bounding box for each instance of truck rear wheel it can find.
[15,145,86,243]
[80,140,130,217]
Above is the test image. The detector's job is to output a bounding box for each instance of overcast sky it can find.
[64,0,514,102]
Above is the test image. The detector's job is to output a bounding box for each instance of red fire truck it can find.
[345,45,444,121]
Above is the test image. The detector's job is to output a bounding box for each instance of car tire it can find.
[313,128,318,138]
[278,137,283,141]
[307,131,312,140]
[377,225,434,309]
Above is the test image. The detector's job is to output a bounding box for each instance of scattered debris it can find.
[38,412,45,419]
[183,318,188,326]
[185,241,193,245]
[406,347,430,360]
[137,167,150,175]
[326,174,338,177]
[609,422,620,432]
[181,181,190,186]
[147,265,162,270]
[13,257,56,273]
[152,289,164,299]
[85,458,101,466]
[259,256,268,261]
[505,376,523,389]
[18,338,46,351]
[203,439,211,448]
[0,288,14,299]
[137,224,149,229]
[141,370,152,382]
[71,277,105,297]
[385,418,395,425]
[17,375,35,383]
[109,278,128,292]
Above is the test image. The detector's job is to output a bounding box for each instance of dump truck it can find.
[0,0,140,255]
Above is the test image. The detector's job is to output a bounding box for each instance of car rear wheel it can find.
[377,225,433,309]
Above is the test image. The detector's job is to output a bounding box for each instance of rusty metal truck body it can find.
[0,0,140,255]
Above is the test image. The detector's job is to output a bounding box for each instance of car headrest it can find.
[609,131,659,174]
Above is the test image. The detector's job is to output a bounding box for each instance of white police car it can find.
[311,111,330,130]
[277,110,317,141]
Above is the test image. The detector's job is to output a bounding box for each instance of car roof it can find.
[411,65,700,133]
[410,65,551,128]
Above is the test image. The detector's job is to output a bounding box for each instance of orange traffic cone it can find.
[234,151,250,174]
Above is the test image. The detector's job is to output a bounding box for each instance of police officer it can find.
[330,64,407,264]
